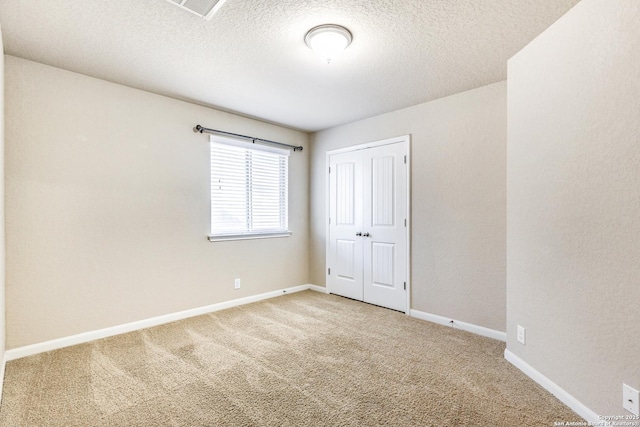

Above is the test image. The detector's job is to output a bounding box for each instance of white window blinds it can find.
[209,136,290,240]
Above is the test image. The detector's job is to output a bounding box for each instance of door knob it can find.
[355,232,362,236]
[362,232,370,237]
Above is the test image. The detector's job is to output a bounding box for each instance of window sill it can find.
[208,231,292,242]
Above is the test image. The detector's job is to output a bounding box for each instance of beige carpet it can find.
[0,290,580,426]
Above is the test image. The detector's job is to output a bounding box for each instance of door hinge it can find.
[403,282,406,290]
[329,217,331,224]
[404,218,407,227]
[328,268,331,275]
[404,155,407,164]
[329,166,331,173]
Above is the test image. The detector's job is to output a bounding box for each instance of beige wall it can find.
[507,0,640,416]
[4,56,309,349]
[0,26,5,374]
[310,82,507,332]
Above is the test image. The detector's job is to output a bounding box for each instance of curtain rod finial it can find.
[194,125,204,133]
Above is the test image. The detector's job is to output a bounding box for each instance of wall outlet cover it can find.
[517,325,526,345]
[234,278,241,289]
[623,384,639,416]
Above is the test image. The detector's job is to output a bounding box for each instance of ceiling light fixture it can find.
[305,24,353,64]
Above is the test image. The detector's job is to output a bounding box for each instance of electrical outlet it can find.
[517,325,526,345]
[623,384,639,416]
[234,278,241,289]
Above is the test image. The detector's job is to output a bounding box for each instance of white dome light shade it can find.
[305,24,353,64]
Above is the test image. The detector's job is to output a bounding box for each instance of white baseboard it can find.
[308,284,328,294]
[0,352,6,405]
[5,284,320,362]
[409,309,507,342]
[504,349,599,423]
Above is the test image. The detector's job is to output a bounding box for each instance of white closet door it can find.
[327,140,408,312]
[327,150,364,301]
[362,143,407,312]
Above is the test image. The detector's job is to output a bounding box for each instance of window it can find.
[209,135,290,241]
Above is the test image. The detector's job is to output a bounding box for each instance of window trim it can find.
[208,135,291,242]
[207,231,292,242]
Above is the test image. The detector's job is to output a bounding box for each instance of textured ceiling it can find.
[0,0,580,132]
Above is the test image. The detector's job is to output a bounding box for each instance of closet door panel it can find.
[362,143,407,312]
[328,150,364,301]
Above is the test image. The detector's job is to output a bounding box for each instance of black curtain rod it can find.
[194,125,303,152]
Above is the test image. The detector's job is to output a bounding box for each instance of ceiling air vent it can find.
[166,0,227,20]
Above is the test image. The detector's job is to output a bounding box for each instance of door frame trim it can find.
[325,135,411,314]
